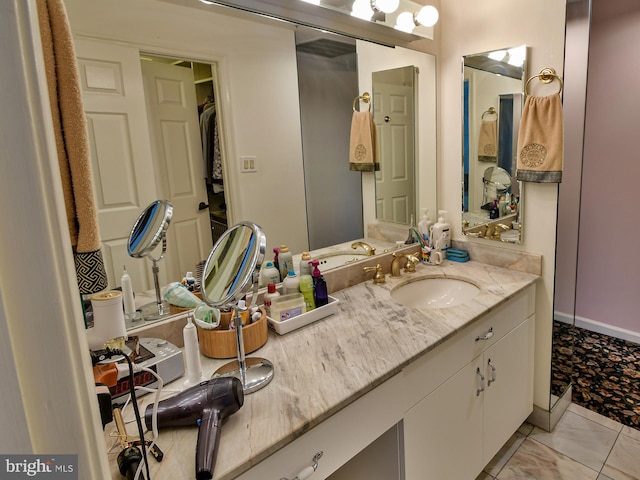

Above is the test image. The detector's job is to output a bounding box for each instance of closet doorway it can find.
[141,54,229,246]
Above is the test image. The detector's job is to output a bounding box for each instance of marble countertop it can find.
[106,259,538,479]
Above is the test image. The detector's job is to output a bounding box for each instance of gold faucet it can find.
[351,241,376,256]
[363,264,385,284]
[390,253,420,277]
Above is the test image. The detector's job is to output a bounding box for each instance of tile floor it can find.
[476,403,640,479]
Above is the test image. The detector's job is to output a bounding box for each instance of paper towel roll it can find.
[90,290,127,350]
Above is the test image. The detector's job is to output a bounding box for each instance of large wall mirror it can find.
[65,0,436,311]
[462,45,527,243]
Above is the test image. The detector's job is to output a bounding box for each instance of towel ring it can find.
[353,92,371,112]
[482,107,497,119]
[525,68,563,96]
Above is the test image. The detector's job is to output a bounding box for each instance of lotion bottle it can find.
[299,252,313,276]
[282,270,300,295]
[278,245,293,281]
[260,261,281,287]
[430,210,451,251]
[120,266,136,318]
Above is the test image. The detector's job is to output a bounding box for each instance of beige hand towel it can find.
[516,94,564,183]
[349,111,379,172]
[37,0,108,293]
[478,119,497,162]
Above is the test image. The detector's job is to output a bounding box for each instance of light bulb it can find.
[371,0,399,14]
[395,11,415,33]
[414,5,439,27]
[352,0,374,19]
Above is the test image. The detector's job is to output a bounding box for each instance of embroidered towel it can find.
[516,94,564,183]
[349,111,379,172]
[478,119,497,162]
[37,0,108,293]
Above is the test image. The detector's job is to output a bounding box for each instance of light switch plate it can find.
[240,155,257,173]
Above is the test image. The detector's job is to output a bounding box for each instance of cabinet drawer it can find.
[235,373,404,480]
[401,285,535,409]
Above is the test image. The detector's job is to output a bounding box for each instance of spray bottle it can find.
[310,260,329,307]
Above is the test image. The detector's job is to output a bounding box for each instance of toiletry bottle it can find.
[489,200,499,219]
[418,209,433,244]
[278,245,293,281]
[310,260,329,307]
[260,261,281,287]
[182,271,196,291]
[120,266,136,318]
[430,210,451,251]
[182,314,203,388]
[299,251,313,276]
[299,274,316,311]
[282,270,300,295]
[263,283,280,317]
[405,214,418,244]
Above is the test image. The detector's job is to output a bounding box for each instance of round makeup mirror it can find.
[201,221,273,393]
[482,166,512,206]
[127,200,173,320]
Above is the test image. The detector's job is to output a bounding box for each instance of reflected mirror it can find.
[462,45,526,243]
[373,66,417,225]
[127,200,173,320]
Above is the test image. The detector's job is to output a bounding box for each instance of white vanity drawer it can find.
[234,373,405,480]
[401,285,535,409]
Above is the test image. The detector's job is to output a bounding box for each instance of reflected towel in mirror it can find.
[516,93,563,183]
[349,111,379,171]
[478,119,497,162]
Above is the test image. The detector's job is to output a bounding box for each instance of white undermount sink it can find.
[391,277,480,309]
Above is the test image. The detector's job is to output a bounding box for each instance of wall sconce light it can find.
[395,4,439,32]
[370,0,400,14]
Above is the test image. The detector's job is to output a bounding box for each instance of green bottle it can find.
[299,274,316,311]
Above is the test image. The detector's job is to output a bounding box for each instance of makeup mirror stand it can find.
[213,278,274,394]
[139,235,172,321]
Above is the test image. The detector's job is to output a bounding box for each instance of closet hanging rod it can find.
[525,68,563,96]
[352,92,371,112]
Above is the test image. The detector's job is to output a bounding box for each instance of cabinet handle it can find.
[475,327,494,342]
[487,359,497,386]
[280,451,323,480]
[476,367,485,396]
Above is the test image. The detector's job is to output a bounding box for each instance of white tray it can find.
[267,296,339,335]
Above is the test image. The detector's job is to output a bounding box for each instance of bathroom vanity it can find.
[109,259,537,480]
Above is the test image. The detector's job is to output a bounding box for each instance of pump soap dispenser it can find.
[310,260,329,307]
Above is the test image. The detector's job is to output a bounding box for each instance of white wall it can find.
[574,0,640,340]
[65,0,310,256]
[439,0,566,409]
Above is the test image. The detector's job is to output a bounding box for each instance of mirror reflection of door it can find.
[373,66,416,225]
[75,38,217,291]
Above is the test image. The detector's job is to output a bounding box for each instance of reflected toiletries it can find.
[310,260,328,307]
[430,210,451,251]
[278,245,293,281]
[299,251,313,276]
[121,266,136,318]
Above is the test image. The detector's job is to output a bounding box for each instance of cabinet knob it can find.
[475,327,494,342]
[280,451,323,480]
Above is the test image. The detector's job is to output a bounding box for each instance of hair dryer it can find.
[145,377,244,480]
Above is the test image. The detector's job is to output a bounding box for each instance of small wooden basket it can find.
[197,307,268,359]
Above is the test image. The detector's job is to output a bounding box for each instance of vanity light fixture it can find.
[370,0,400,14]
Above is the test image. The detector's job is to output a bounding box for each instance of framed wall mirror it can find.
[462,45,527,243]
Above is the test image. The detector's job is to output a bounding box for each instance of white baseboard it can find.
[554,311,640,345]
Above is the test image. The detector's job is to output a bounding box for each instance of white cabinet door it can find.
[482,316,535,464]
[403,359,484,480]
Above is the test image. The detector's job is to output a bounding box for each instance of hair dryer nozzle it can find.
[145,377,244,479]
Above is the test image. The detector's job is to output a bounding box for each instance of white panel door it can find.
[141,60,213,281]
[75,39,158,292]
[374,82,414,224]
